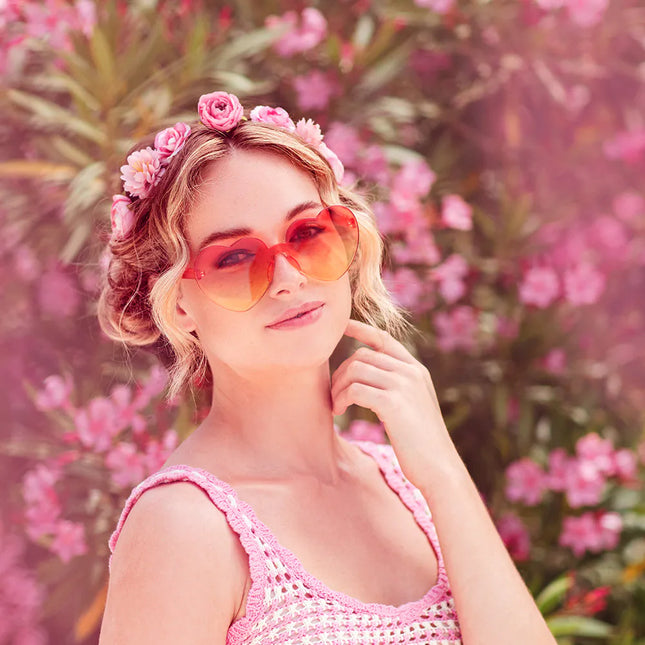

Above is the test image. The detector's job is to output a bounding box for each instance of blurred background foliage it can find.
[0,0,643,642]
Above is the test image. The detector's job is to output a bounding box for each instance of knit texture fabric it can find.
[108,439,462,644]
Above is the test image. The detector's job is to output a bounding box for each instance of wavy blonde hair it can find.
[98,120,418,399]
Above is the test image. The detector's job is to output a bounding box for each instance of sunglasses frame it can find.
[182,204,360,311]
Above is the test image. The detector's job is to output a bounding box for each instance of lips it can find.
[267,301,325,327]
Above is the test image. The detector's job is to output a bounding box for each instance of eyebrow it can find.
[196,200,323,251]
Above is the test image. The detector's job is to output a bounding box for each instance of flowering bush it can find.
[1,0,643,642]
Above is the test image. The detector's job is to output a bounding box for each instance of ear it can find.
[175,284,198,334]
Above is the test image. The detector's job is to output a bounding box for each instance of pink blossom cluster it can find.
[504,433,642,557]
[414,0,456,13]
[292,70,339,111]
[27,366,179,558]
[559,511,622,557]
[0,518,48,644]
[505,432,640,509]
[518,261,606,309]
[534,0,609,27]
[265,8,327,57]
[1,0,96,74]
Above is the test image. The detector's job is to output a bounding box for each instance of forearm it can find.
[417,439,556,645]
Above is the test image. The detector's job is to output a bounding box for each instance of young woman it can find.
[98,91,555,644]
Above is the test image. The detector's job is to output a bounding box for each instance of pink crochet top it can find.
[108,439,462,644]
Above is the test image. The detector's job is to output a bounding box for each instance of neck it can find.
[197,360,352,485]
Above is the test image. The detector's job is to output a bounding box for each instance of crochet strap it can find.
[349,439,448,577]
[107,464,276,629]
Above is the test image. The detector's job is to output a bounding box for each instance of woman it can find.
[98,91,555,644]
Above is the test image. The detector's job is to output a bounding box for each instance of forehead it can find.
[185,149,321,249]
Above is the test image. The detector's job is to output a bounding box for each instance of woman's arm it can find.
[99,482,247,645]
[416,432,556,644]
[332,319,556,644]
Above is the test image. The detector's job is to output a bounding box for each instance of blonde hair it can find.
[98,120,418,399]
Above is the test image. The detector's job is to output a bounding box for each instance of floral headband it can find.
[110,91,344,240]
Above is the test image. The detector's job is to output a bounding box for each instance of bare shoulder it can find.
[99,481,248,645]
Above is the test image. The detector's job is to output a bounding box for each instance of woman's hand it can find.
[330,318,459,490]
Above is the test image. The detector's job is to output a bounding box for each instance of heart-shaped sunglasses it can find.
[182,205,359,312]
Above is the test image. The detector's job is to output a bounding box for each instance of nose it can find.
[266,251,307,297]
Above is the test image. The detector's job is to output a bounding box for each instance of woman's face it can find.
[177,148,353,379]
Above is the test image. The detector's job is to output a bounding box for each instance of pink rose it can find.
[317,142,345,183]
[110,194,135,239]
[198,91,244,131]
[120,147,165,199]
[249,105,296,131]
[294,118,324,147]
[154,122,191,163]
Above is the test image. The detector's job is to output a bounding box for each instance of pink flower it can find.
[197,91,243,131]
[35,374,73,412]
[612,449,638,484]
[345,420,387,444]
[22,464,61,507]
[430,254,469,304]
[105,442,147,488]
[249,105,296,131]
[49,520,88,563]
[563,264,605,305]
[153,122,191,162]
[496,513,531,561]
[382,267,429,312]
[317,142,345,183]
[294,118,324,147]
[564,458,606,508]
[546,448,572,491]
[74,397,120,452]
[391,160,436,204]
[358,145,389,184]
[576,433,615,476]
[565,0,609,27]
[505,457,547,506]
[441,194,473,230]
[414,0,455,13]
[266,8,327,57]
[110,194,135,239]
[292,70,338,111]
[433,305,478,352]
[519,266,560,308]
[24,501,61,541]
[393,225,441,265]
[559,511,622,557]
[612,191,644,224]
[120,147,165,199]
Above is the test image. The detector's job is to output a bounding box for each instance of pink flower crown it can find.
[110,91,344,240]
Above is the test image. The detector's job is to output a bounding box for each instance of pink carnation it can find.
[441,194,473,230]
[249,105,296,131]
[154,122,191,162]
[110,194,135,239]
[564,458,606,507]
[317,142,345,183]
[294,118,324,147]
[198,91,244,131]
[120,147,165,199]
